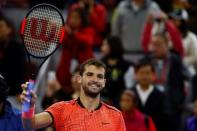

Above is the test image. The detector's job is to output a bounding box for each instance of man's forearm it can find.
[22,105,35,130]
[22,117,35,131]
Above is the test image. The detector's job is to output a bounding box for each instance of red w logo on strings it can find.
[30,17,57,42]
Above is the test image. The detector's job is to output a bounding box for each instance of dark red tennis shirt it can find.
[45,99,126,131]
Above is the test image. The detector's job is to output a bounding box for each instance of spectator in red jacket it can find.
[69,0,107,47]
[141,11,184,57]
[56,8,95,93]
[120,89,157,131]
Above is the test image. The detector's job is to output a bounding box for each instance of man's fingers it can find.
[30,90,37,98]
[20,94,30,103]
[20,81,37,106]
[22,90,29,96]
[21,82,28,90]
[30,90,37,105]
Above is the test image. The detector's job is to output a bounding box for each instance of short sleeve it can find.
[45,101,67,128]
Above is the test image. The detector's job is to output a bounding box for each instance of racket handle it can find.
[22,79,35,112]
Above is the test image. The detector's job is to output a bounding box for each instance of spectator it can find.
[131,58,167,131]
[0,14,28,96]
[142,11,184,57]
[100,36,133,107]
[56,8,95,93]
[0,74,24,131]
[41,72,71,131]
[184,99,197,131]
[70,67,81,99]
[145,33,189,131]
[42,72,71,110]
[170,9,197,75]
[70,0,107,47]
[120,89,157,131]
[111,0,160,52]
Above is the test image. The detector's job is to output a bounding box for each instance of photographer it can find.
[141,11,184,57]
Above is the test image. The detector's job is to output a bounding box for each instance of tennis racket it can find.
[20,3,65,112]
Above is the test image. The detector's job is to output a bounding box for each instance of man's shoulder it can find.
[56,99,76,105]
[117,0,128,10]
[148,1,160,10]
[102,103,121,114]
[47,99,76,109]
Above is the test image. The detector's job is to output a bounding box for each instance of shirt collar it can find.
[77,97,102,110]
[136,84,154,94]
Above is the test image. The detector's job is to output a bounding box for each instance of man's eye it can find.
[86,72,93,76]
[97,74,104,79]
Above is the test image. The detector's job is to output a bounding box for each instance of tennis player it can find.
[20,58,126,131]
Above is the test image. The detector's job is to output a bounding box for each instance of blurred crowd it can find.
[0,0,197,131]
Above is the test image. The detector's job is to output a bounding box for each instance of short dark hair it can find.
[80,58,106,76]
[105,36,124,58]
[70,7,89,27]
[122,89,138,106]
[135,58,155,73]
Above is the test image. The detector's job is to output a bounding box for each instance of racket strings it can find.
[24,5,63,57]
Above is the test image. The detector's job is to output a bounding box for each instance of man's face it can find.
[0,20,11,41]
[151,36,168,59]
[69,11,82,29]
[101,39,110,56]
[135,65,154,87]
[172,18,181,28]
[71,72,81,92]
[79,65,106,98]
[120,93,134,112]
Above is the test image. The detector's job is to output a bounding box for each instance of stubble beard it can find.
[82,83,103,98]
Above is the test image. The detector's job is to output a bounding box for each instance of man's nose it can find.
[91,75,98,81]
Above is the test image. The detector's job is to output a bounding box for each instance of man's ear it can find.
[102,78,106,88]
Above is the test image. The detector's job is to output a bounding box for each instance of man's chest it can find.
[57,110,116,131]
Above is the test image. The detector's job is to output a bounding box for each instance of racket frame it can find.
[20,3,65,77]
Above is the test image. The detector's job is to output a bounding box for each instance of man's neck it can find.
[79,93,100,111]
[139,84,151,91]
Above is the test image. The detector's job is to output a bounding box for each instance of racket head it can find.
[21,3,65,58]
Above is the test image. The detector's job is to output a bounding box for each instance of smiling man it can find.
[20,58,126,131]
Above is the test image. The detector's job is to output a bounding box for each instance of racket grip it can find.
[22,79,35,112]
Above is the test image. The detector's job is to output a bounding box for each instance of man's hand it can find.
[20,82,53,130]
[20,82,37,107]
[146,14,154,24]
[159,11,168,22]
